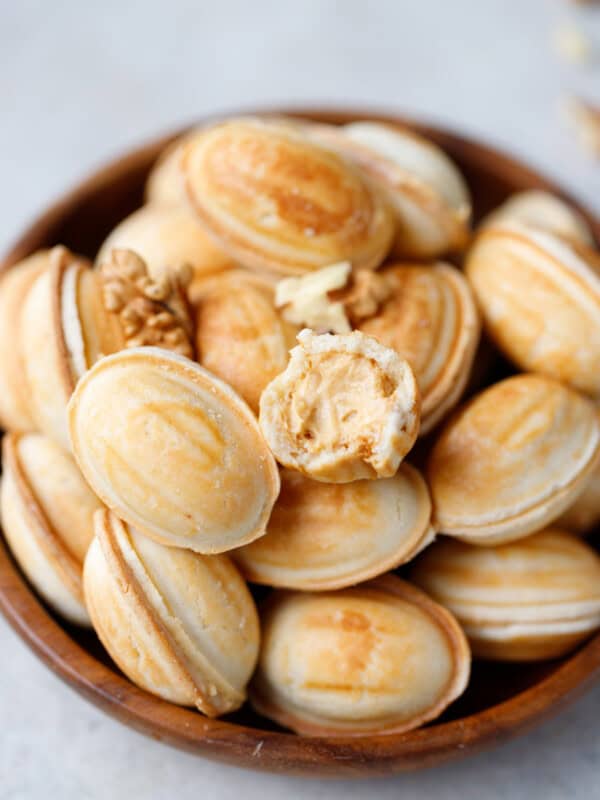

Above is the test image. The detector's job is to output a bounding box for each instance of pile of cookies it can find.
[1,115,600,737]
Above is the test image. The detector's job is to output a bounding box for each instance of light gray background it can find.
[1,1,599,798]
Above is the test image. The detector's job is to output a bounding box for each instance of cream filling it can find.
[287,351,396,459]
[444,596,600,625]
[61,263,88,380]
[260,330,419,480]
[464,614,600,641]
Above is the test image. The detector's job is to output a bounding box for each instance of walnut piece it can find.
[333,269,393,325]
[99,249,194,358]
[274,262,353,333]
[274,263,394,334]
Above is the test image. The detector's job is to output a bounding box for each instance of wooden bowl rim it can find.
[1,107,599,778]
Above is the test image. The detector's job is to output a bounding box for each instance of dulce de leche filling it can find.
[62,265,122,384]
[60,263,89,381]
[286,351,396,459]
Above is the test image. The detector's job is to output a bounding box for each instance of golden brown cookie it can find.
[235,463,434,590]
[557,460,600,534]
[427,374,600,544]
[21,247,193,447]
[195,270,297,413]
[68,347,280,553]
[1,433,102,625]
[0,251,49,431]
[465,225,600,398]
[182,118,394,276]
[480,190,594,244]
[96,203,233,281]
[412,529,600,660]
[84,509,260,715]
[250,575,470,735]
[357,263,480,434]
[145,131,199,206]
[21,246,122,447]
[309,120,471,259]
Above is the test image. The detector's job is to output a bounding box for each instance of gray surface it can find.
[1,1,599,798]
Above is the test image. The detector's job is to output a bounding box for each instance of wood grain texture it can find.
[0,108,599,777]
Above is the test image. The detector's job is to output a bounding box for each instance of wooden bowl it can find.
[1,109,599,778]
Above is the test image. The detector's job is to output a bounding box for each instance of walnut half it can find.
[274,262,392,334]
[99,249,195,358]
[275,262,353,334]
